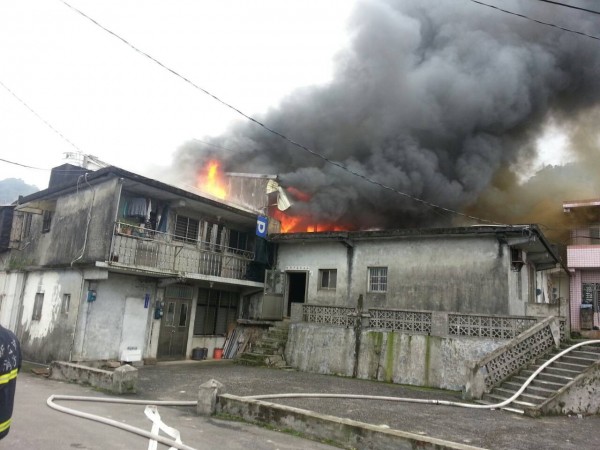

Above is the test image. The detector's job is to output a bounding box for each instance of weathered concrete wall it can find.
[277,241,350,307]
[286,323,505,391]
[352,237,510,314]
[71,272,156,361]
[277,236,518,315]
[357,331,505,391]
[285,323,355,377]
[11,178,120,268]
[17,269,84,363]
[50,361,138,394]
[533,361,600,416]
[218,394,483,450]
[0,271,25,330]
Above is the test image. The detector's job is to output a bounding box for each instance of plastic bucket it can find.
[192,347,203,360]
[213,348,223,360]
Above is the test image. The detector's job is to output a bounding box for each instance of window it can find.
[32,293,44,320]
[174,215,199,243]
[194,289,238,335]
[319,269,337,290]
[203,222,224,252]
[228,229,248,252]
[42,210,53,233]
[61,294,71,315]
[368,267,387,293]
[23,213,32,239]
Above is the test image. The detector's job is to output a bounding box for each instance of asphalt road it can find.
[5,371,338,450]
[136,360,600,450]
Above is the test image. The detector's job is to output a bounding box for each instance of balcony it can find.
[567,228,600,269]
[109,222,261,283]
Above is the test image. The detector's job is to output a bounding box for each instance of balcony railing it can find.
[110,222,255,281]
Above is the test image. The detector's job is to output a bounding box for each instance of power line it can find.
[0,158,46,171]
[469,0,600,41]
[531,0,600,16]
[0,79,83,153]
[61,1,505,226]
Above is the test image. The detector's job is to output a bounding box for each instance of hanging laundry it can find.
[127,198,147,218]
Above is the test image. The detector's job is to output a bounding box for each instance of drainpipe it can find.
[352,294,363,378]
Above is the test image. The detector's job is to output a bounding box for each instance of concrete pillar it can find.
[112,364,138,394]
[197,379,224,416]
[431,311,448,337]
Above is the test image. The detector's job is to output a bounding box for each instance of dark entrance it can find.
[287,271,307,316]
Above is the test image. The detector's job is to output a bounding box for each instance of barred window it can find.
[368,267,387,293]
[319,269,337,290]
[174,215,199,243]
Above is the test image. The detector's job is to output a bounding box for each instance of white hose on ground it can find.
[47,394,198,450]
[45,339,600,448]
[243,339,600,411]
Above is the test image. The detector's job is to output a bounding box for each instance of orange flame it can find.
[272,209,350,233]
[197,160,227,199]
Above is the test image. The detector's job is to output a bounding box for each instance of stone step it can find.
[560,354,598,366]
[523,366,577,380]
[503,381,556,398]
[474,399,524,414]
[491,387,548,405]
[267,330,289,340]
[482,392,538,409]
[511,375,566,391]
[235,353,286,368]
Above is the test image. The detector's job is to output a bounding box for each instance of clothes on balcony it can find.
[157,205,169,232]
[126,197,148,218]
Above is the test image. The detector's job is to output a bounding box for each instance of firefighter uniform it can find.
[0,325,21,440]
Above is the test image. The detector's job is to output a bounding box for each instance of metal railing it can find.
[110,222,254,281]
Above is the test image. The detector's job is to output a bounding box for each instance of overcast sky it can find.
[0,0,571,192]
[0,0,356,189]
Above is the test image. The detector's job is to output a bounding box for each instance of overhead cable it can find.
[531,0,600,16]
[0,79,83,153]
[470,0,600,41]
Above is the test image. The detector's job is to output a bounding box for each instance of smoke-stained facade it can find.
[171,0,600,233]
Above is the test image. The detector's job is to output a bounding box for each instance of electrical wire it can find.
[60,1,506,226]
[0,157,46,171]
[531,0,600,16]
[469,0,600,41]
[0,79,83,152]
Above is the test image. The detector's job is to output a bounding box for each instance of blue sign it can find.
[256,215,268,238]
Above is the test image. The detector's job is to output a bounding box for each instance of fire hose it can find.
[46,340,600,447]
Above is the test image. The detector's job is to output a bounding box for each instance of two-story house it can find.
[0,164,272,363]
[563,198,600,334]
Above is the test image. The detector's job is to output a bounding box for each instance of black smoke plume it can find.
[170,0,600,232]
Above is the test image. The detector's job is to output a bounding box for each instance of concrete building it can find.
[267,226,571,391]
[0,164,275,363]
[269,226,569,319]
[564,198,600,334]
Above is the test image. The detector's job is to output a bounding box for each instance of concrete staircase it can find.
[477,341,600,414]
[235,321,290,368]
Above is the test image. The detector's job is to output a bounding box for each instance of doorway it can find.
[286,271,308,316]
[157,298,191,359]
